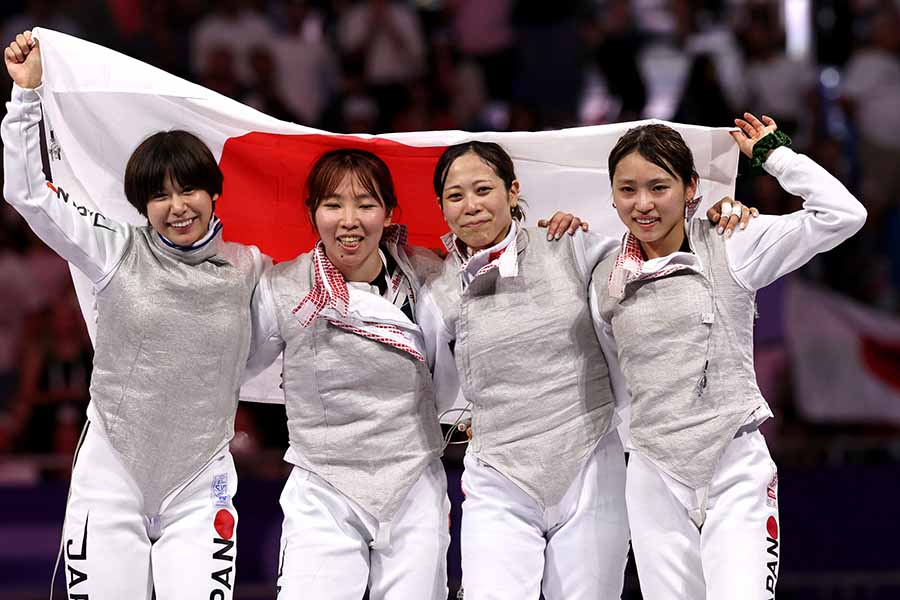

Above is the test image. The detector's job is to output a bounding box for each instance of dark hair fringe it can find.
[608,124,699,186]
[123,130,222,217]
[305,149,398,222]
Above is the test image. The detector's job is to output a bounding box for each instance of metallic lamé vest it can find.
[594,219,767,489]
[87,227,259,514]
[428,228,615,509]
[267,248,443,524]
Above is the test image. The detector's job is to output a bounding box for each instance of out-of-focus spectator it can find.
[22,229,71,314]
[318,55,381,134]
[199,45,245,99]
[673,53,734,127]
[125,0,194,81]
[446,0,515,102]
[242,46,302,123]
[12,288,91,458]
[1,0,83,49]
[739,3,816,142]
[673,0,745,110]
[267,0,338,127]
[508,1,586,129]
[190,0,274,85]
[640,0,744,119]
[340,93,380,134]
[337,0,426,130]
[0,222,39,414]
[840,3,900,226]
[583,0,647,122]
[428,32,487,130]
[390,77,457,132]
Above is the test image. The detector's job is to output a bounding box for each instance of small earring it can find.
[612,201,617,208]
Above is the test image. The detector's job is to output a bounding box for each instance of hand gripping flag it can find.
[31,28,740,403]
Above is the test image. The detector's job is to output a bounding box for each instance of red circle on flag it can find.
[766,516,778,539]
[214,509,235,540]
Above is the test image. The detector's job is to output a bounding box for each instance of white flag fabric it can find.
[30,27,740,403]
[786,280,900,425]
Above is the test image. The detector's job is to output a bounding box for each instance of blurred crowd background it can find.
[0,0,899,598]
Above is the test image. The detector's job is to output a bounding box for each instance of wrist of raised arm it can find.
[11,83,42,103]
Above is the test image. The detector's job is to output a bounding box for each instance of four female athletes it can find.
[4,28,866,600]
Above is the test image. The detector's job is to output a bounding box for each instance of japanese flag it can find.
[31,27,740,402]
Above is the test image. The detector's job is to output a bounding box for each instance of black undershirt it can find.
[369,248,413,321]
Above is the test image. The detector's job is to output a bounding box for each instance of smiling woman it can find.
[608,124,699,258]
[416,138,759,600]
[305,149,396,282]
[433,141,522,251]
[593,117,867,600]
[2,31,269,600]
[244,145,597,600]
[123,129,223,246]
[419,140,631,600]
[246,148,450,599]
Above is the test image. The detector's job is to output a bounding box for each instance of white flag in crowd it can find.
[786,281,900,425]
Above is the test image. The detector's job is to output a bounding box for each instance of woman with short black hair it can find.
[3,32,268,599]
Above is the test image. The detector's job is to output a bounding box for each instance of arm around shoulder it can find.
[245,268,284,381]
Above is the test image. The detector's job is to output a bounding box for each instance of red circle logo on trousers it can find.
[214,509,235,540]
[766,516,778,539]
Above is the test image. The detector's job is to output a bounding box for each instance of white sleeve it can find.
[251,248,273,285]
[244,269,285,382]
[725,146,867,291]
[2,84,130,285]
[417,285,466,420]
[587,277,631,414]
[572,230,621,281]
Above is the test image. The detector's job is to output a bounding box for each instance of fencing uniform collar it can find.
[608,199,706,300]
[292,224,425,362]
[442,221,522,285]
[151,215,223,265]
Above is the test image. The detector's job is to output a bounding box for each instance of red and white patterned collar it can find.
[292,224,424,361]
[608,199,703,300]
[442,222,520,284]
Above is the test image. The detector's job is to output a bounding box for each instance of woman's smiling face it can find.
[612,151,696,258]
[439,152,519,251]
[312,172,392,282]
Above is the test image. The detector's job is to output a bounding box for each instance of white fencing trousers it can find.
[61,421,239,600]
[276,458,450,600]
[627,429,781,600]
[459,430,630,600]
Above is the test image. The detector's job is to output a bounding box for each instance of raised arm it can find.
[726,113,867,291]
[2,31,131,285]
